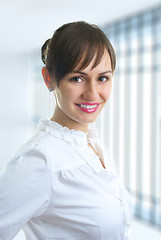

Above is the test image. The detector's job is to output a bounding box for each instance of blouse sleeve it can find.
[0,144,52,240]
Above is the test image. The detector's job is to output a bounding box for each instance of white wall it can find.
[0,52,32,171]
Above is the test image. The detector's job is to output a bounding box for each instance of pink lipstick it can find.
[75,103,100,113]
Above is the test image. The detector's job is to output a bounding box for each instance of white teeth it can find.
[79,104,97,109]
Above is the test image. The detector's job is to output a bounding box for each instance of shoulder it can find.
[5,131,53,171]
[6,130,80,173]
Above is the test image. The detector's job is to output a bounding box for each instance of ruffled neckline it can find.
[38,119,99,146]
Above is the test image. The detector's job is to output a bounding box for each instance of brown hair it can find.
[41,21,116,86]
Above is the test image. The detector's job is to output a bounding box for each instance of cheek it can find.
[56,88,78,105]
[101,83,112,100]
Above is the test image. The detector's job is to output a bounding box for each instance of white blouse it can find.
[0,119,133,240]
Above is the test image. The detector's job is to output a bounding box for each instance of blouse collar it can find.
[38,119,99,146]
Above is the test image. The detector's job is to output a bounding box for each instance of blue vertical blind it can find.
[98,5,161,228]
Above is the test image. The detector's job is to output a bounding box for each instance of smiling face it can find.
[50,51,113,132]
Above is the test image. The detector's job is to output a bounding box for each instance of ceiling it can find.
[0,0,161,53]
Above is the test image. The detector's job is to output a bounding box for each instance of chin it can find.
[78,116,98,124]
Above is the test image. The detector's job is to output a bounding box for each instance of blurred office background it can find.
[0,0,161,239]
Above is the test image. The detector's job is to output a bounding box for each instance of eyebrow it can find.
[72,70,112,75]
[98,71,113,75]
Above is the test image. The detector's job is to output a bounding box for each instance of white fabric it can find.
[0,119,133,240]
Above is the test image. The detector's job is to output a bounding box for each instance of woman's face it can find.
[52,51,113,132]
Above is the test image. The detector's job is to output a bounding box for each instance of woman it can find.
[0,21,133,240]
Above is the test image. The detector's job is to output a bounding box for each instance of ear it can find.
[42,66,54,91]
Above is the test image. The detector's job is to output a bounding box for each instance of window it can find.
[98,5,161,227]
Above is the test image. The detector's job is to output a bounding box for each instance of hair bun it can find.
[41,39,51,65]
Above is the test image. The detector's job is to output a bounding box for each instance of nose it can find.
[82,81,99,101]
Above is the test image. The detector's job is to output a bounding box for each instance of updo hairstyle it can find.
[41,21,116,86]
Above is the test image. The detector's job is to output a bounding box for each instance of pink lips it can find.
[75,103,100,113]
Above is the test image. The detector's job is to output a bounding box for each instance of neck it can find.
[50,106,89,132]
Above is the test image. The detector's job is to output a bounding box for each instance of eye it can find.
[99,76,109,82]
[70,77,82,83]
